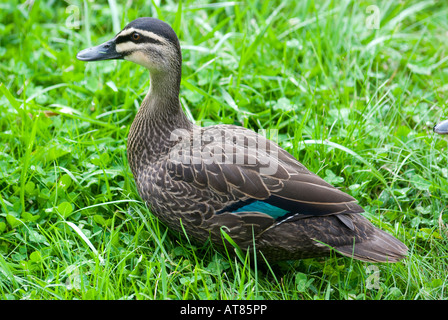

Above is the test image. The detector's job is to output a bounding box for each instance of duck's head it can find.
[76,17,181,75]
[434,119,448,135]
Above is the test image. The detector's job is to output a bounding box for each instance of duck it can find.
[434,120,448,135]
[76,17,408,263]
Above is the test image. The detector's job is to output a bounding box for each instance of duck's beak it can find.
[76,38,123,61]
[434,119,448,135]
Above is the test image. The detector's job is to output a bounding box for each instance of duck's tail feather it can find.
[336,228,408,263]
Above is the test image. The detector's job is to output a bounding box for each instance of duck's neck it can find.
[127,69,193,172]
[147,68,181,114]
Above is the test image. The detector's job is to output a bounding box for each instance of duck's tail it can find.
[336,227,408,263]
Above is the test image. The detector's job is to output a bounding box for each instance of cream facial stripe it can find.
[115,27,169,53]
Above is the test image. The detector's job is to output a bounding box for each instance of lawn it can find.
[0,0,447,300]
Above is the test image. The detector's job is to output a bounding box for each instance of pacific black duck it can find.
[434,120,448,135]
[77,17,408,263]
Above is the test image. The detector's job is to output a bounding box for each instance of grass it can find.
[0,0,447,300]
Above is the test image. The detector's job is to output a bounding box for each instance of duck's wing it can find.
[163,125,363,239]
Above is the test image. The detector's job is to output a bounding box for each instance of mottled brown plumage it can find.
[77,17,408,263]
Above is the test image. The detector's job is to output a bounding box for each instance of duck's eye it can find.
[132,32,140,41]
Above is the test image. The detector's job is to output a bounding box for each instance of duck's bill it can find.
[434,119,448,135]
[76,39,123,61]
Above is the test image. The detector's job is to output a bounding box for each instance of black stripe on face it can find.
[115,32,163,45]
